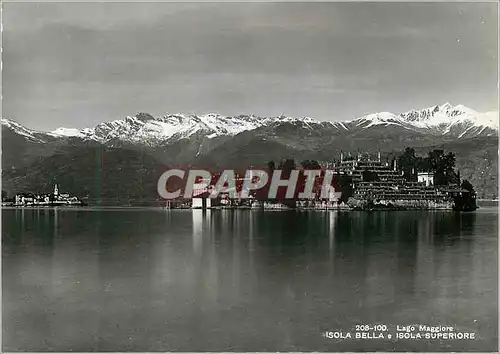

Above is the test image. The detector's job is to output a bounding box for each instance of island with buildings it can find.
[183,148,477,212]
[1,184,84,207]
[334,151,468,211]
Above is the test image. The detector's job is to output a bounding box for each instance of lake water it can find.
[2,207,498,352]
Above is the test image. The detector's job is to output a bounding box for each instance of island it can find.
[1,184,84,207]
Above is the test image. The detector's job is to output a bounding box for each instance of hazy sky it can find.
[2,2,498,131]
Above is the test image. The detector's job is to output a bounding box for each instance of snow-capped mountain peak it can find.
[1,118,48,143]
[353,112,400,127]
[351,103,498,138]
[50,127,91,138]
[438,102,453,111]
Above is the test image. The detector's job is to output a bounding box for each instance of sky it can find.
[2,1,498,131]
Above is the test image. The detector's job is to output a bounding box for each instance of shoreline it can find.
[2,205,490,212]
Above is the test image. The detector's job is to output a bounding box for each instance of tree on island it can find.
[267,160,276,173]
[279,158,295,174]
[453,179,478,211]
[427,149,456,185]
[461,179,475,193]
[300,160,321,170]
[397,147,418,181]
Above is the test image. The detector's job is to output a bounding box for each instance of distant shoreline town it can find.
[1,184,84,207]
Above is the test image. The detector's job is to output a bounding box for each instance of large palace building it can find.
[326,151,465,209]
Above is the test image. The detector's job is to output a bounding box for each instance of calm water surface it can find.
[2,208,498,351]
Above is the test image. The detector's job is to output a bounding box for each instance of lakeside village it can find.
[2,148,478,211]
[167,148,478,212]
[1,184,84,207]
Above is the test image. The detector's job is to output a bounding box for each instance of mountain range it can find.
[2,103,498,203]
[24,102,499,143]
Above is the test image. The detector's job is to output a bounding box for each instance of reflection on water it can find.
[2,208,498,352]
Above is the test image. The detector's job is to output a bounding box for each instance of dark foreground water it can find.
[2,207,498,352]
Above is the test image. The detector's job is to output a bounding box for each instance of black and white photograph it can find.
[1,1,498,352]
